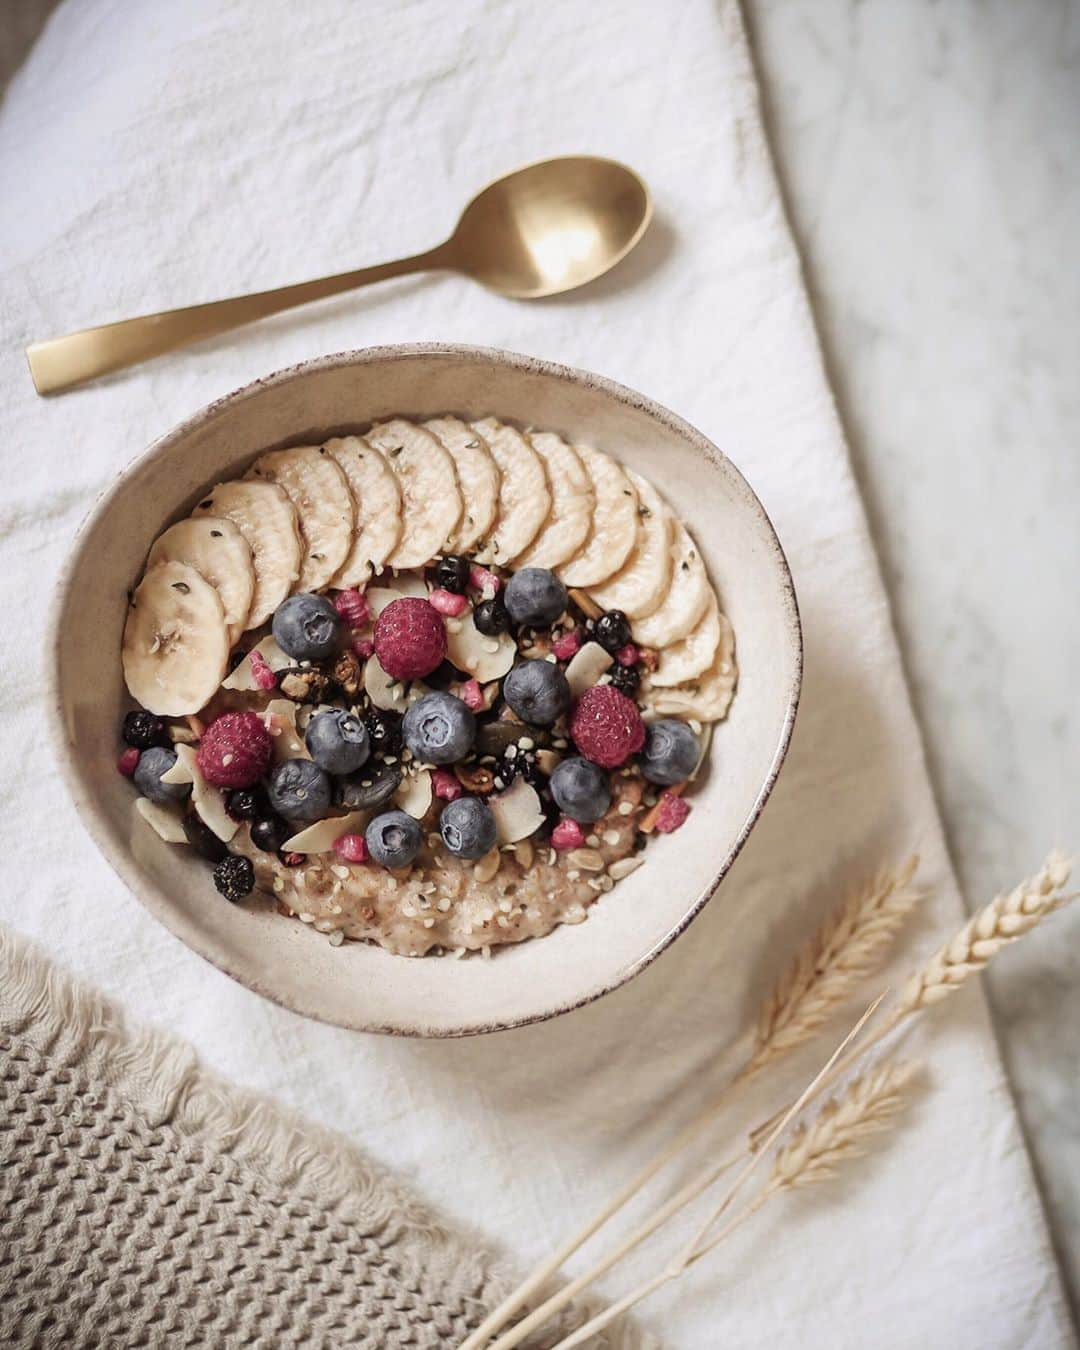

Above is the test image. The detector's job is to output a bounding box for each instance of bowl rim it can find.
[45,342,802,1037]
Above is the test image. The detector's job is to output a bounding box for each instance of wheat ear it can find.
[745,856,921,1076]
[550,1058,919,1350]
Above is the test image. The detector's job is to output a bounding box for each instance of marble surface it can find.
[744,0,1080,1320]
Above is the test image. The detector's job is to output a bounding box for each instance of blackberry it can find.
[250,814,291,853]
[182,814,229,863]
[363,707,403,757]
[213,855,255,902]
[609,663,641,697]
[122,709,170,750]
[473,597,511,637]
[225,785,269,821]
[496,748,545,792]
[593,610,632,654]
[435,554,471,594]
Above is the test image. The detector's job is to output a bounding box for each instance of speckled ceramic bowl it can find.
[48,345,801,1036]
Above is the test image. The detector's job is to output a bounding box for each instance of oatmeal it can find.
[117,416,738,956]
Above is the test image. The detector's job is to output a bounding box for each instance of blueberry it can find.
[267,758,333,820]
[550,756,612,823]
[503,659,570,726]
[225,785,269,821]
[435,554,470,594]
[365,810,423,868]
[133,746,191,804]
[272,592,342,661]
[250,814,291,853]
[593,610,632,654]
[363,708,403,757]
[305,709,370,775]
[122,709,170,750]
[640,719,700,786]
[504,568,568,627]
[609,663,641,697]
[402,692,476,764]
[337,761,402,811]
[213,854,255,902]
[439,796,497,860]
[183,813,229,862]
[473,597,511,637]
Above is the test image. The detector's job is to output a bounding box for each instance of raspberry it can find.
[615,643,639,668]
[552,630,582,661]
[196,711,273,788]
[654,792,691,834]
[117,747,141,777]
[352,636,374,660]
[373,597,447,680]
[459,678,484,711]
[249,650,278,691]
[333,588,370,628]
[551,818,585,850]
[469,564,501,597]
[428,588,469,617]
[432,768,464,801]
[333,833,369,863]
[568,686,646,768]
[279,851,304,867]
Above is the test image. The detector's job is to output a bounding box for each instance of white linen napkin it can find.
[0,1,1072,1344]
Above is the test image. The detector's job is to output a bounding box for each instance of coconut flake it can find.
[445,611,516,682]
[134,797,187,844]
[394,768,433,819]
[364,654,408,712]
[169,743,238,842]
[489,777,545,843]
[565,641,614,698]
[283,809,368,854]
[262,698,311,761]
[221,635,291,691]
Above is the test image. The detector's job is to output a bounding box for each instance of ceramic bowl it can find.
[48,344,801,1036]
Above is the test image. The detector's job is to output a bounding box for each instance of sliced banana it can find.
[367,419,462,569]
[643,611,737,722]
[512,431,594,569]
[650,590,721,686]
[365,572,430,618]
[193,479,301,628]
[247,444,354,592]
[558,444,638,587]
[147,517,254,646]
[470,417,551,565]
[423,417,501,554]
[587,473,672,619]
[324,435,403,584]
[122,562,229,716]
[631,523,711,650]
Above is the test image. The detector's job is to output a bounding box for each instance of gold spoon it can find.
[26,155,652,396]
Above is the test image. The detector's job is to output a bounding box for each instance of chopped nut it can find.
[279,667,330,703]
[328,930,345,947]
[602,829,621,847]
[513,837,534,870]
[473,849,501,884]
[566,847,605,872]
[607,856,646,881]
[455,762,495,794]
[329,648,364,698]
[569,587,603,619]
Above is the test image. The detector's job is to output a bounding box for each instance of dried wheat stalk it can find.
[745,856,921,1077]
[550,1060,920,1349]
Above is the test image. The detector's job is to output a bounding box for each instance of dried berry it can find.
[363,708,403,757]
[593,610,632,654]
[250,815,290,853]
[213,855,255,902]
[117,747,141,778]
[225,785,269,821]
[609,663,641,697]
[473,597,511,637]
[333,587,370,629]
[435,554,471,594]
[183,814,229,862]
[122,710,169,750]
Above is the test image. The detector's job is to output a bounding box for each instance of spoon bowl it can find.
[449,156,652,298]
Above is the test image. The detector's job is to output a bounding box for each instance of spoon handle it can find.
[26,243,452,395]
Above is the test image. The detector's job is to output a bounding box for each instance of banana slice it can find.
[470,417,550,565]
[631,523,711,650]
[587,472,672,619]
[367,419,463,569]
[423,417,501,554]
[643,611,737,722]
[324,435,403,584]
[147,517,254,646]
[558,444,638,587]
[122,561,230,716]
[650,590,721,686]
[512,431,594,569]
[193,479,301,628]
[247,444,355,592]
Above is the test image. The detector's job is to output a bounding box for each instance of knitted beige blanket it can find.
[0,926,650,1349]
